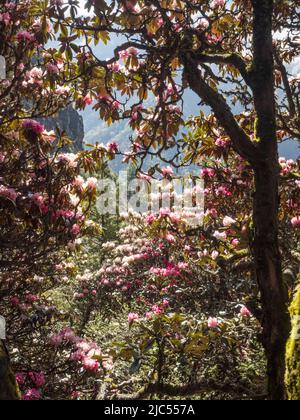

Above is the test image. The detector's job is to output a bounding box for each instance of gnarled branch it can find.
[183,57,260,165]
[113,380,266,400]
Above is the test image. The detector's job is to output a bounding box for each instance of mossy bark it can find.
[286,284,300,400]
[0,341,20,400]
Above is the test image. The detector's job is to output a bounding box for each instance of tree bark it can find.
[253,163,290,400]
[0,341,20,400]
[251,0,291,399]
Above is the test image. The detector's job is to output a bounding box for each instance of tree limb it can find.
[182,57,260,165]
[251,0,277,154]
[113,380,266,400]
[274,50,296,118]
[191,52,254,89]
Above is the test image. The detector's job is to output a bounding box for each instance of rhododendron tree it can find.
[0,0,75,126]
[47,0,300,399]
[65,153,299,399]
[0,0,115,400]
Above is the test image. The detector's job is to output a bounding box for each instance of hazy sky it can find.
[78,0,88,15]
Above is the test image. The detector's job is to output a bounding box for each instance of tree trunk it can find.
[0,341,20,400]
[184,0,292,399]
[251,0,291,399]
[253,162,290,400]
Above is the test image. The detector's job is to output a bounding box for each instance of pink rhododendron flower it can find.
[127,47,138,56]
[198,18,209,30]
[22,388,41,400]
[48,334,63,347]
[211,251,219,260]
[166,83,177,96]
[119,47,138,60]
[73,292,85,300]
[112,100,121,109]
[123,0,139,13]
[166,233,176,243]
[291,216,300,227]
[207,208,218,218]
[22,119,45,135]
[152,305,163,314]
[57,153,78,168]
[0,12,11,25]
[146,214,155,225]
[169,213,181,223]
[61,328,77,343]
[0,185,18,202]
[71,391,80,399]
[108,142,119,154]
[73,176,85,188]
[212,0,226,8]
[55,86,70,96]
[208,317,218,328]
[139,173,152,182]
[86,177,98,190]
[216,137,230,148]
[28,372,45,387]
[223,216,236,227]
[17,31,35,42]
[25,294,39,303]
[178,262,189,270]
[231,239,240,248]
[71,224,81,236]
[108,62,121,72]
[32,193,45,207]
[213,230,227,240]
[82,357,100,372]
[128,312,139,323]
[10,297,20,306]
[83,94,93,106]
[216,186,232,197]
[29,67,43,79]
[160,208,171,217]
[16,373,26,385]
[240,305,251,318]
[46,63,59,74]
[201,168,215,178]
[150,262,182,278]
[161,166,174,177]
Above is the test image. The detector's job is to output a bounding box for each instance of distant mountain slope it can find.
[81,104,299,166]
[41,105,84,152]
[79,36,299,162]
